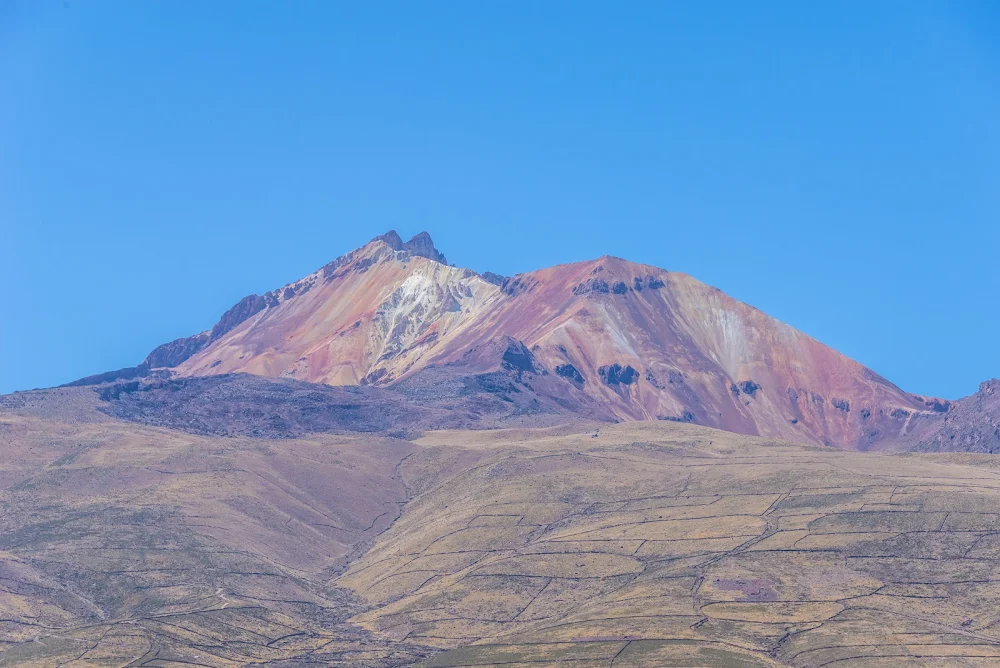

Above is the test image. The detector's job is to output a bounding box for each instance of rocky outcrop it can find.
[905,379,1000,453]
[732,380,760,397]
[210,295,269,340]
[599,364,639,386]
[480,271,508,286]
[832,397,851,412]
[375,230,448,264]
[145,333,210,369]
[556,363,584,384]
[499,275,538,297]
[500,339,539,374]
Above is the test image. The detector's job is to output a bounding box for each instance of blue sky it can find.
[1,1,997,398]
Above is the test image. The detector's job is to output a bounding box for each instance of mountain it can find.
[904,379,1000,453]
[70,231,951,449]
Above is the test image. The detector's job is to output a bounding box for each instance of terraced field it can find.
[340,424,1000,667]
[4,390,1000,666]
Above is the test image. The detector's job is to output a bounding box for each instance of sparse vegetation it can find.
[4,391,1000,666]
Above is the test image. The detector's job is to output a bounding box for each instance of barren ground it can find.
[3,391,1000,666]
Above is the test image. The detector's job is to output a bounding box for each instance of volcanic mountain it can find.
[73,231,946,449]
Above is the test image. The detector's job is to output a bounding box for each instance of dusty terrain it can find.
[0,389,439,666]
[4,388,1000,666]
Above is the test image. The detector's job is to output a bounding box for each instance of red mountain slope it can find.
[75,232,944,449]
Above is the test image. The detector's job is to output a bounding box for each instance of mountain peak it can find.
[372,230,447,265]
[66,229,947,450]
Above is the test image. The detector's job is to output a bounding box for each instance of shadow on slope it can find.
[93,371,587,439]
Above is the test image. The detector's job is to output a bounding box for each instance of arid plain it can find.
[4,387,1000,667]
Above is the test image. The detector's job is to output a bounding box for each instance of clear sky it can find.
[1,2,997,398]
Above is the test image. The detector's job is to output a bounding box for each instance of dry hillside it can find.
[3,388,1000,666]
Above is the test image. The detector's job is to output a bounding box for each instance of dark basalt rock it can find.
[375,230,448,264]
[924,398,951,412]
[626,275,666,291]
[480,271,508,286]
[645,370,666,389]
[890,407,912,419]
[93,372,576,439]
[500,275,538,297]
[556,364,584,384]
[860,407,872,421]
[321,254,349,281]
[737,381,760,397]
[62,362,154,388]
[210,294,268,341]
[611,281,629,295]
[145,333,210,368]
[599,364,638,386]
[374,230,405,249]
[500,340,538,374]
[659,411,694,423]
[403,231,448,264]
[573,278,610,295]
[832,398,851,412]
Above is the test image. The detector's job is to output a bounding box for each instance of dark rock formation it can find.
[832,398,851,412]
[500,340,539,374]
[375,230,448,264]
[145,333,210,368]
[480,271,509,286]
[556,364,584,384]
[62,363,154,388]
[94,373,578,439]
[599,364,638,386]
[659,411,694,423]
[909,379,1000,453]
[210,294,268,341]
[499,275,538,297]
[924,398,951,412]
[573,278,610,295]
